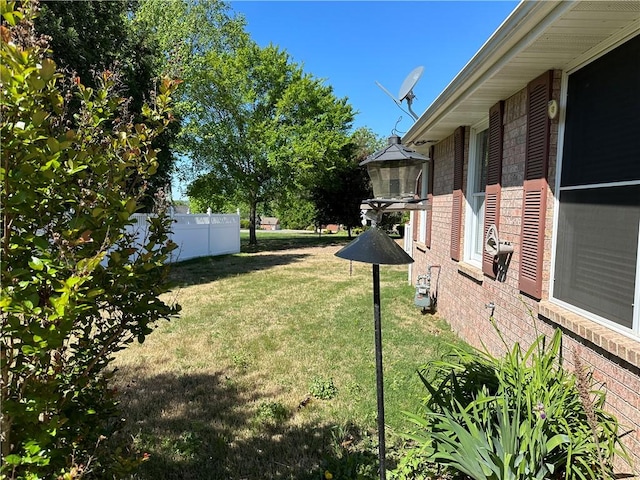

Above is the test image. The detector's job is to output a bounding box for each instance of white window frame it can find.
[418,163,429,244]
[550,34,640,340]
[464,119,489,268]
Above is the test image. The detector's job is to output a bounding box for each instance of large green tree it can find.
[184,41,354,244]
[35,1,132,86]
[133,0,248,126]
[311,127,384,236]
[133,0,250,209]
[273,193,316,230]
[34,0,175,210]
[134,0,354,244]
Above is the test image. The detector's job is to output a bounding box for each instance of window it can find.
[465,123,489,267]
[553,34,640,337]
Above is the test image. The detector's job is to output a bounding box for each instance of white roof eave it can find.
[404,0,575,146]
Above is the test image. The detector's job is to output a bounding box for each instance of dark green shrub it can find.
[1,3,179,478]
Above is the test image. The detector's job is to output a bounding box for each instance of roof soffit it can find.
[405,0,640,146]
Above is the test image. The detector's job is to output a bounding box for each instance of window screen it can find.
[561,34,640,187]
[554,185,639,328]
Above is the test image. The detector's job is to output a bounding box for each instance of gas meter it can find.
[414,274,431,310]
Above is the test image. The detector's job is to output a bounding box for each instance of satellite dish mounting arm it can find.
[375,66,424,122]
[404,90,419,120]
[375,81,402,107]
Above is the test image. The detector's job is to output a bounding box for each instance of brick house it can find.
[259,216,280,231]
[403,1,640,469]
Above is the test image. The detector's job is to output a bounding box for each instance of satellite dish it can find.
[398,66,424,102]
[485,224,514,257]
[376,66,424,121]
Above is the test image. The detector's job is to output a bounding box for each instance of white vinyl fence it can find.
[129,212,240,263]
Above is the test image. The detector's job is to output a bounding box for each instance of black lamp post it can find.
[335,135,429,480]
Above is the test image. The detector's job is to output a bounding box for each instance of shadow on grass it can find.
[170,253,311,287]
[112,368,382,480]
[240,233,354,254]
[169,233,359,287]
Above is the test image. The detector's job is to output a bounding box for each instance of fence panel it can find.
[128,213,240,263]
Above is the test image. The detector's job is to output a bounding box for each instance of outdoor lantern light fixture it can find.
[335,135,428,480]
[360,134,430,203]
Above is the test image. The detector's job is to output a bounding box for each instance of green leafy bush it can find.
[0,2,180,477]
[396,323,630,480]
[388,445,446,480]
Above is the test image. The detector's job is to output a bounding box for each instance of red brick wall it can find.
[411,70,640,473]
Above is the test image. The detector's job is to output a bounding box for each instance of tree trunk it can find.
[249,202,258,245]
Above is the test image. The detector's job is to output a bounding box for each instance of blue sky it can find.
[174,1,520,199]
[230,1,519,139]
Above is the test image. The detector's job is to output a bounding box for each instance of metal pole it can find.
[372,263,386,480]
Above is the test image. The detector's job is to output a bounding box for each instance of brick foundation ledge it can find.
[538,300,640,370]
[457,262,484,284]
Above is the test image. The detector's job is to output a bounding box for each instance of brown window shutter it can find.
[520,183,547,297]
[453,127,465,192]
[451,126,465,261]
[426,145,435,248]
[483,101,504,277]
[451,190,463,259]
[519,70,552,299]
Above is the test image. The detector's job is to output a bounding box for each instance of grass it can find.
[110,231,467,479]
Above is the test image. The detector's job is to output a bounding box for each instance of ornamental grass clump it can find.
[396,321,631,480]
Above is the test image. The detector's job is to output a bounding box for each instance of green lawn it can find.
[111,231,466,479]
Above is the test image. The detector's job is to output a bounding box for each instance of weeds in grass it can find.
[315,423,379,480]
[167,431,201,460]
[310,376,339,400]
[255,401,290,426]
[231,351,252,370]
